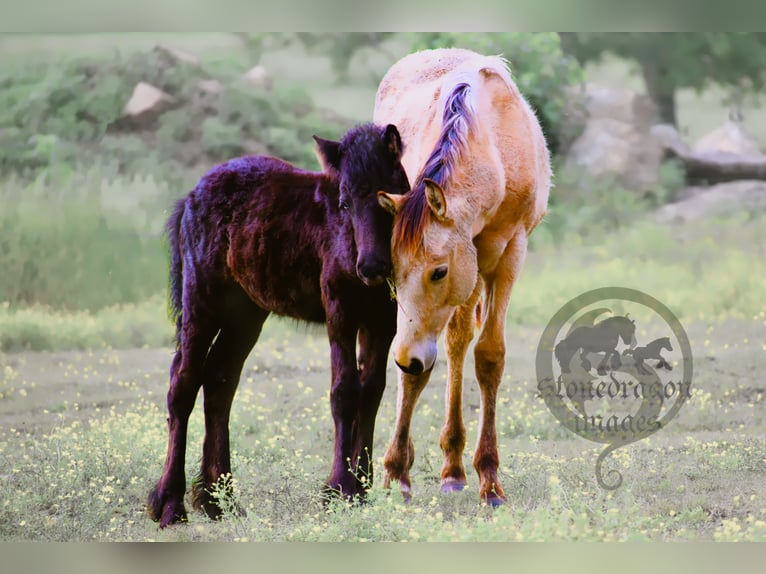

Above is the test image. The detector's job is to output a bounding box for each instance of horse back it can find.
[374,48,550,235]
[183,155,338,322]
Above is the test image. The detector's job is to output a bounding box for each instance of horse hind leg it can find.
[192,309,267,520]
[148,316,218,528]
[440,281,481,493]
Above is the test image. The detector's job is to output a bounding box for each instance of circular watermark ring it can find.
[535,287,693,489]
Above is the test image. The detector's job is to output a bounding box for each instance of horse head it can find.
[314,123,409,286]
[616,315,637,349]
[378,178,478,375]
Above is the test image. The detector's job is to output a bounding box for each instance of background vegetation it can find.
[0,33,764,541]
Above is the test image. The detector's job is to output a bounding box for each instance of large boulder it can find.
[121,82,177,129]
[242,65,273,90]
[693,118,762,155]
[565,84,664,190]
[653,123,766,185]
[153,44,200,67]
[654,180,766,223]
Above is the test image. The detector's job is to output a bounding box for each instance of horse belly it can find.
[228,233,326,323]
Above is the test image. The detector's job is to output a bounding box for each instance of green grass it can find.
[0,310,764,541]
[0,296,171,352]
[515,210,766,325]
[0,166,171,313]
[1,209,763,351]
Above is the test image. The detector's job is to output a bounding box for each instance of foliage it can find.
[0,166,170,313]
[296,33,394,82]
[233,33,293,66]
[0,297,171,352]
[560,33,766,125]
[410,33,585,154]
[0,47,353,184]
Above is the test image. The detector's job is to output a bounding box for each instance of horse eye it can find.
[339,199,350,211]
[430,266,448,282]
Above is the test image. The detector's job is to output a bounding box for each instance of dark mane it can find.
[394,83,474,252]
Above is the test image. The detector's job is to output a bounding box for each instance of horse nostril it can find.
[395,358,424,376]
[358,261,389,284]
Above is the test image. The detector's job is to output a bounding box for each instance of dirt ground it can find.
[2,318,764,439]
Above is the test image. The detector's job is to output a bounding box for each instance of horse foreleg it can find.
[353,307,396,494]
[439,280,482,493]
[148,319,217,528]
[192,314,263,519]
[472,233,527,507]
[325,306,363,499]
[382,369,431,502]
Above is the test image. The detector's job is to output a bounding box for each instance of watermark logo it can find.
[536,287,693,489]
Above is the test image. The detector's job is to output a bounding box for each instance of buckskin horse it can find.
[375,48,551,506]
[148,123,409,527]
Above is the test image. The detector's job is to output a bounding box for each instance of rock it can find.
[121,82,176,129]
[693,119,762,155]
[153,44,200,67]
[654,123,766,185]
[650,124,690,156]
[242,65,273,90]
[565,84,664,190]
[197,79,224,95]
[654,180,766,223]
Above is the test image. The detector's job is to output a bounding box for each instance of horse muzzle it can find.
[356,259,390,287]
[393,339,437,376]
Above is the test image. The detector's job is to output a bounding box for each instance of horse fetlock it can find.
[482,483,507,508]
[147,484,188,528]
[440,473,468,494]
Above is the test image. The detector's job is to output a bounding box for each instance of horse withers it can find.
[147,123,409,527]
[375,48,552,506]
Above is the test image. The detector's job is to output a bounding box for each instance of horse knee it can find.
[440,424,466,453]
[167,365,200,418]
[474,345,505,381]
[330,374,361,419]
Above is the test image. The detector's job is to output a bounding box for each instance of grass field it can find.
[0,313,764,541]
[0,34,765,542]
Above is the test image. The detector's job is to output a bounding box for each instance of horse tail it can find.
[166,196,186,338]
[554,338,577,373]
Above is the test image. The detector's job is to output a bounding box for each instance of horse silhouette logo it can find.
[622,336,673,374]
[555,313,637,376]
[536,287,693,490]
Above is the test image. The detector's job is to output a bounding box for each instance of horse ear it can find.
[424,178,449,222]
[378,191,404,216]
[313,135,341,173]
[383,124,403,159]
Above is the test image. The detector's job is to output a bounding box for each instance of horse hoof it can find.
[147,488,188,528]
[440,478,467,493]
[484,494,506,508]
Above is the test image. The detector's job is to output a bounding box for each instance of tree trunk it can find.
[641,60,677,126]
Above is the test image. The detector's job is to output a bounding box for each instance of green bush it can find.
[200,116,247,158]
[0,48,354,184]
